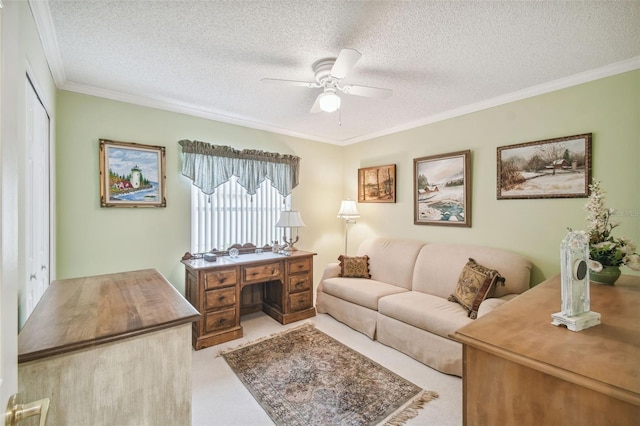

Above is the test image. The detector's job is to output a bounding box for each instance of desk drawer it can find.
[205,287,236,310]
[288,275,311,294]
[288,258,311,274]
[204,308,236,333]
[243,262,282,284]
[204,269,237,289]
[289,291,312,313]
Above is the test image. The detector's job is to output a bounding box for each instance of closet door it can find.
[24,77,50,322]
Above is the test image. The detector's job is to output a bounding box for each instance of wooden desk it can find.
[182,250,316,349]
[454,274,640,425]
[18,269,200,425]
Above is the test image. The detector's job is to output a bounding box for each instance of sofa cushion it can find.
[338,255,371,278]
[357,238,426,290]
[378,291,472,339]
[412,243,532,298]
[322,277,408,310]
[448,258,505,319]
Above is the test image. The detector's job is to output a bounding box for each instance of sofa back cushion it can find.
[412,243,532,298]
[356,237,426,290]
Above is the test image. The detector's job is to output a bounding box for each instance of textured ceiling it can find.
[34,1,640,145]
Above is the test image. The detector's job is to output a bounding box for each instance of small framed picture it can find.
[358,164,396,203]
[497,133,592,199]
[99,139,166,207]
[414,150,471,227]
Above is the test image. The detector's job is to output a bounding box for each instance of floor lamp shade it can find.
[276,211,305,251]
[337,199,360,221]
[337,199,359,255]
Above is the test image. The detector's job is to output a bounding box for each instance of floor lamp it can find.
[337,198,360,255]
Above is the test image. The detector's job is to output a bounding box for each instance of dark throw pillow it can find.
[448,258,505,319]
[338,255,371,278]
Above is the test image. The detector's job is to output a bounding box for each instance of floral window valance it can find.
[178,139,300,197]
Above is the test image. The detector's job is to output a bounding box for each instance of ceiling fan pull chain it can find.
[338,107,342,127]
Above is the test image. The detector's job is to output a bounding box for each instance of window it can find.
[190,176,290,253]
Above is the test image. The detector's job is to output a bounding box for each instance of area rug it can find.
[220,323,438,426]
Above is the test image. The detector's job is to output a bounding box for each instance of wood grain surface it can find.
[18,269,200,363]
[454,274,640,425]
[455,274,640,402]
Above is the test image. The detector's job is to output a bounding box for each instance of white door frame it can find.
[1,0,21,405]
[1,0,56,409]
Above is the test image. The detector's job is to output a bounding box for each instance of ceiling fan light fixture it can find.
[318,92,341,112]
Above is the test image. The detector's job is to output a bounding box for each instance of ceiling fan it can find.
[261,48,392,113]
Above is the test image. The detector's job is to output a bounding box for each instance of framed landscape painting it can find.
[358,164,396,203]
[99,139,166,207]
[413,150,471,227]
[497,133,592,199]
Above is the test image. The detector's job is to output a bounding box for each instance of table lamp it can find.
[275,211,306,251]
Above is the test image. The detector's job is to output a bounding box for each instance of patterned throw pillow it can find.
[448,258,505,319]
[338,255,371,278]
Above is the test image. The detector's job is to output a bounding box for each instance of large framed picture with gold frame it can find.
[99,139,166,208]
[413,150,471,227]
[357,164,396,203]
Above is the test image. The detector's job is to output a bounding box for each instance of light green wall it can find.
[57,71,639,292]
[55,92,344,293]
[343,70,640,285]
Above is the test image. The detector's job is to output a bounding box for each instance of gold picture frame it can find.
[358,164,396,203]
[99,139,166,207]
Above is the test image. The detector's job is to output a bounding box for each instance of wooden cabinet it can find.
[18,269,200,425]
[453,274,640,425]
[183,251,316,349]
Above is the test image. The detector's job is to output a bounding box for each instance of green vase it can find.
[590,265,622,285]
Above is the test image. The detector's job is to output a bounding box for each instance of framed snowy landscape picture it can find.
[414,150,471,227]
[497,133,592,200]
[99,139,166,207]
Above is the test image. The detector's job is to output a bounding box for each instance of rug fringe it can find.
[382,390,440,426]
[217,322,314,357]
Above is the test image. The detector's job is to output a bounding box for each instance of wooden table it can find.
[18,269,200,425]
[454,274,640,426]
[182,250,316,349]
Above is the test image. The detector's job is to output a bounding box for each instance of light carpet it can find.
[220,323,438,426]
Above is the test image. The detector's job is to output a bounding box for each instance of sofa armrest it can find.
[477,294,519,318]
[317,263,341,292]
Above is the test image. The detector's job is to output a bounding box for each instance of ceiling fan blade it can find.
[260,78,317,88]
[341,84,392,99]
[309,94,322,113]
[330,48,361,79]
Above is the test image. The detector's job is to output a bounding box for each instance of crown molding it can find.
[59,81,338,145]
[29,0,640,146]
[28,0,66,86]
[343,56,640,145]
[58,56,640,146]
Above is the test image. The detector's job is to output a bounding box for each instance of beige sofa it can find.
[316,237,532,376]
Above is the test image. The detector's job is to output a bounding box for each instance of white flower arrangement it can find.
[585,181,640,271]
